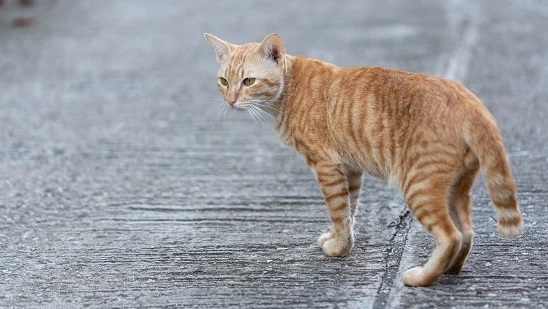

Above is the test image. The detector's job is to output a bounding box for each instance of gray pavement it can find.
[0,0,547,308]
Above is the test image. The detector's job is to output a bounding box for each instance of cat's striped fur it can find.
[205,33,523,286]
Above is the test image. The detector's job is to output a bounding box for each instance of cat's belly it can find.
[339,143,393,180]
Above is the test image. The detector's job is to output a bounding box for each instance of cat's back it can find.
[333,65,451,98]
[328,64,481,127]
[290,57,464,109]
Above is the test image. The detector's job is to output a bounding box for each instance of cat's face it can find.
[205,33,286,110]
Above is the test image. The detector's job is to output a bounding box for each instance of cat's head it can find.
[204,33,286,110]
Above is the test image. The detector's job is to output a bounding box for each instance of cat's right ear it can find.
[204,33,232,63]
[257,33,285,65]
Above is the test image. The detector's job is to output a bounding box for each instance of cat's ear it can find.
[204,33,233,63]
[257,33,285,65]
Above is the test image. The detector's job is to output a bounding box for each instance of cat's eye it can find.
[243,78,256,86]
[219,77,228,86]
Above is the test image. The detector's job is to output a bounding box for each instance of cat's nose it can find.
[226,96,237,106]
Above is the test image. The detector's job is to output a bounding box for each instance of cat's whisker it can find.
[250,107,267,129]
[251,102,280,112]
[254,106,278,123]
[253,106,278,123]
[251,106,275,132]
[252,104,276,120]
[249,100,283,110]
[215,104,227,126]
[247,109,260,128]
[247,109,259,128]
[249,99,283,104]
[222,105,229,125]
[251,103,281,117]
[212,101,228,126]
[249,99,283,103]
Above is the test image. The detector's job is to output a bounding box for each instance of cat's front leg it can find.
[347,170,364,223]
[315,163,353,257]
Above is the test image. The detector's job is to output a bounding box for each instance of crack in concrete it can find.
[373,206,412,309]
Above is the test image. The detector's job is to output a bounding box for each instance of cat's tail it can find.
[463,107,523,239]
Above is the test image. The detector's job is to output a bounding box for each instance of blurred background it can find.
[1,0,547,308]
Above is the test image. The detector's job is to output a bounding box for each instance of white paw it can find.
[317,231,334,248]
[402,266,437,287]
[403,266,424,286]
[322,238,352,257]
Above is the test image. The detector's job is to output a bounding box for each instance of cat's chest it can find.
[276,104,329,160]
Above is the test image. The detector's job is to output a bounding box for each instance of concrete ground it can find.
[0,0,547,308]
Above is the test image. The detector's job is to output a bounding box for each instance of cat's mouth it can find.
[231,102,251,110]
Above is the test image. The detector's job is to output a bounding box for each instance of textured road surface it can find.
[1,1,547,308]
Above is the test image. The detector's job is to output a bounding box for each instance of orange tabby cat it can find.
[204,33,523,286]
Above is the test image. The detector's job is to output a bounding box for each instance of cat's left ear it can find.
[257,33,285,65]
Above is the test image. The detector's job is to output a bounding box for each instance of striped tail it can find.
[464,109,523,238]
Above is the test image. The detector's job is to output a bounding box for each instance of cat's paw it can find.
[321,237,353,257]
[317,231,334,248]
[402,266,436,287]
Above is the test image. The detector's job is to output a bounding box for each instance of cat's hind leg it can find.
[402,173,462,286]
[315,163,353,257]
[445,164,479,274]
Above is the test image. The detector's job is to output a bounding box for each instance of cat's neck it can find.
[279,55,296,105]
[278,55,335,110]
[273,55,336,138]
